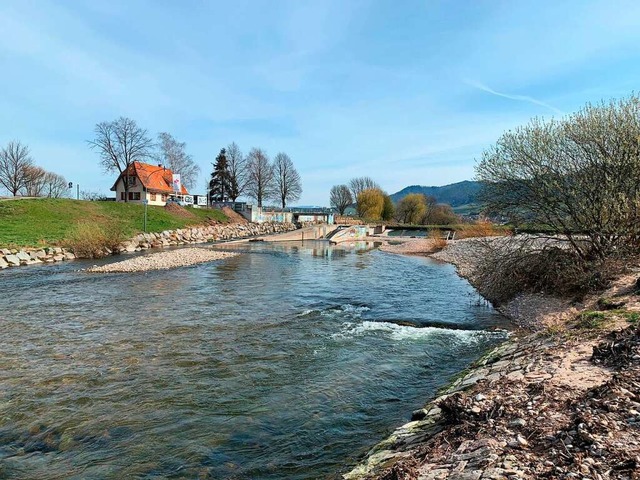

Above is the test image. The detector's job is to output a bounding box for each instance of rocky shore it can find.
[345,238,640,480]
[87,248,238,273]
[0,222,297,269]
[117,222,297,253]
[0,247,76,268]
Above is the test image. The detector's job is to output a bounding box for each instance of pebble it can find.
[509,418,527,428]
[87,248,238,273]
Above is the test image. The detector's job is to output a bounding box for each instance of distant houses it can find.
[111,162,189,206]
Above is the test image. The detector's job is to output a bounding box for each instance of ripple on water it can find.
[0,241,509,479]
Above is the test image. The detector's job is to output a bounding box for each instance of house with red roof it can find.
[110,162,189,206]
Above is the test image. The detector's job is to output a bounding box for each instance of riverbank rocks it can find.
[0,222,299,269]
[117,222,297,254]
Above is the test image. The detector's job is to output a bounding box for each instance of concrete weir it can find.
[261,224,340,242]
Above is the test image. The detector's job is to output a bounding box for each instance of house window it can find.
[127,176,137,186]
[120,192,125,200]
[161,194,167,202]
[128,192,141,201]
[151,193,157,201]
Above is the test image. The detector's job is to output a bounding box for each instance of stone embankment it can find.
[87,248,239,273]
[117,222,297,253]
[0,222,297,269]
[0,247,75,268]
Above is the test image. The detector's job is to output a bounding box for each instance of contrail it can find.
[465,79,564,116]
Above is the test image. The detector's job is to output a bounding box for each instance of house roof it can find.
[110,162,189,194]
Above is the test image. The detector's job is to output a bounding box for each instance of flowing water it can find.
[0,241,509,479]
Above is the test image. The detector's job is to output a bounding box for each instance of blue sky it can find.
[1,0,640,205]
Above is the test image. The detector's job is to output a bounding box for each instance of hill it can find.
[390,180,482,207]
[0,198,227,247]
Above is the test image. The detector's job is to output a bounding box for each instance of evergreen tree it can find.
[209,149,232,202]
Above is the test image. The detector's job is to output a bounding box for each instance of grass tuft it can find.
[63,222,126,258]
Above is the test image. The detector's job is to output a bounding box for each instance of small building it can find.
[110,162,188,206]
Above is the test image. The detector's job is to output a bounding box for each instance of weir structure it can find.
[258,224,341,242]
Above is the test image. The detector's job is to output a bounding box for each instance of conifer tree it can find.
[209,148,232,202]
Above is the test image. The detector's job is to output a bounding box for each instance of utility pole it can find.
[77,184,79,200]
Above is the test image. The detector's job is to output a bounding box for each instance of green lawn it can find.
[0,198,227,247]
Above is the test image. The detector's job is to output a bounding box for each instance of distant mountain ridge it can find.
[390,180,482,207]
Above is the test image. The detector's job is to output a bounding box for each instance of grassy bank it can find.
[0,198,227,247]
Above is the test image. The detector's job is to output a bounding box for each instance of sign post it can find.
[143,199,148,232]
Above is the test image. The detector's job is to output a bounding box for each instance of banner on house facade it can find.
[172,174,181,193]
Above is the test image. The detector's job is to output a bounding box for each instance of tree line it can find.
[0,140,68,198]
[209,144,302,208]
[329,176,458,224]
[87,116,303,207]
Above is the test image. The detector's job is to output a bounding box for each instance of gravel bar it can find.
[87,248,238,273]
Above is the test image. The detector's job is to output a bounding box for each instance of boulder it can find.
[5,255,20,266]
[16,251,31,262]
[0,257,8,269]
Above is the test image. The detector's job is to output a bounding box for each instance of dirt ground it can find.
[220,206,249,224]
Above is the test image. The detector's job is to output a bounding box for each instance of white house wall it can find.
[114,178,167,206]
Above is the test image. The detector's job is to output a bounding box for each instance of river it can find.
[0,241,509,479]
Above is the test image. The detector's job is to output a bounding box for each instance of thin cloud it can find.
[465,79,564,116]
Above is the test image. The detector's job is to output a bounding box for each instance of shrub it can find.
[63,222,125,258]
[457,220,510,239]
[428,228,448,252]
[472,237,613,305]
[477,93,640,260]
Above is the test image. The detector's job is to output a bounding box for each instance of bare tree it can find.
[226,142,247,202]
[271,152,302,208]
[330,185,353,215]
[22,165,47,196]
[88,117,154,202]
[0,141,33,196]
[245,148,274,208]
[349,176,379,200]
[43,172,69,198]
[157,132,200,189]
